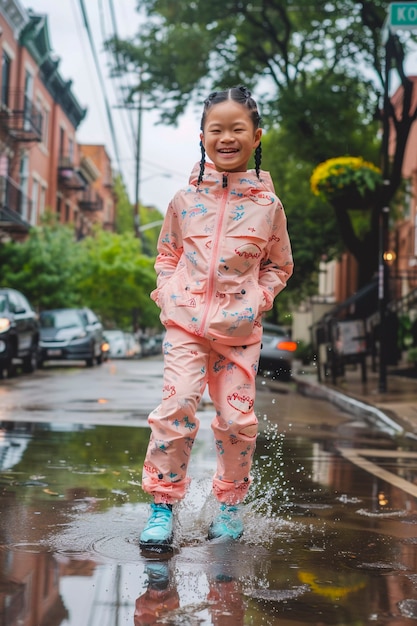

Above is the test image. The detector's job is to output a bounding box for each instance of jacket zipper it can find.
[198,173,228,336]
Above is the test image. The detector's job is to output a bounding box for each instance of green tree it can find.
[139,204,164,257]
[107,0,417,291]
[262,128,341,300]
[76,228,160,330]
[260,69,382,299]
[0,215,82,310]
[0,220,161,330]
[114,174,134,234]
[107,0,386,125]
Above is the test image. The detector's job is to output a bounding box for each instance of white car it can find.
[104,330,140,358]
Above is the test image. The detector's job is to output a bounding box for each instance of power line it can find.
[78,0,122,173]
[99,0,137,147]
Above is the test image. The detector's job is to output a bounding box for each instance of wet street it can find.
[2,357,417,625]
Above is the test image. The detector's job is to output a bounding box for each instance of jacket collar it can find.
[188,161,276,193]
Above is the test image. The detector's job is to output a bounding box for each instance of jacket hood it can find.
[188,161,276,193]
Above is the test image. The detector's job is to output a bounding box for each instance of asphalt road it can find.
[2,357,417,625]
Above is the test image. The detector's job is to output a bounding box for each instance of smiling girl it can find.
[139,86,293,553]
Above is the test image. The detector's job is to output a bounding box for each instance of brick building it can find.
[0,0,116,243]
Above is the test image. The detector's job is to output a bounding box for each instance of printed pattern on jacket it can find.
[151,162,293,346]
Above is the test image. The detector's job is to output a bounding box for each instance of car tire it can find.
[22,344,38,374]
[96,351,103,365]
[85,341,96,367]
[4,341,17,378]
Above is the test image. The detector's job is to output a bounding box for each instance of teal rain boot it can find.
[139,503,173,553]
[208,504,243,541]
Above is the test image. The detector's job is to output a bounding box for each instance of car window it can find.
[15,293,29,313]
[86,309,98,324]
[41,310,83,329]
[0,295,6,313]
[79,310,89,325]
[8,291,21,313]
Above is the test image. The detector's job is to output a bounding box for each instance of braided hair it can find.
[198,86,262,185]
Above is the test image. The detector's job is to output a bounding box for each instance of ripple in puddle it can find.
[356,508,408,518]
[7,542,46,554]
[247,586,309,602]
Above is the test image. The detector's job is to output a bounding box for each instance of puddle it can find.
[2,418,417,625]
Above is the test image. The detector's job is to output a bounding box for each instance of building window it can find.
[40,185,46,218]
[19,153,29,221]
[36,97,49,148]
[31,178,39,226]
[68,137,74,162]
[1,50,11,108]
[65,202,70,223]
[23,69,34,130]
[42,107,49,147]
[59,127,65,158]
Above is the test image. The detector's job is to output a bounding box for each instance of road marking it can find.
[338,448,417,498]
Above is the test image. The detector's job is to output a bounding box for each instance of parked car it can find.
[103,330,141,359]
[0,287,40,377]
[124,332,141,358]
[140,333,164,356]
[39,307,104,367]
[258,322,297,381]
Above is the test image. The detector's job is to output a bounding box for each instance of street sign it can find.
[388,2,417,30]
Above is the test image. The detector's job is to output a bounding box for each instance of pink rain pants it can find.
[142,326,261,505]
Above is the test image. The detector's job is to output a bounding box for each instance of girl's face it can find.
[200,100,262,174]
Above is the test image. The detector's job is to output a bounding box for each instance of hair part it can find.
[198,85,262,185]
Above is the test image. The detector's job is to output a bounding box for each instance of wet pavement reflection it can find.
[2,374,417,624]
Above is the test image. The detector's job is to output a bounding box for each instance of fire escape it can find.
[0,91,43,239]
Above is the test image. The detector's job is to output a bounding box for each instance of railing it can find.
[58,155,86,191]
[79,189,104,212]
[0,91,42,142]
[0,175,32,224]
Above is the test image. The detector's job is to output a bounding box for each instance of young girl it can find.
[139,86,293,553]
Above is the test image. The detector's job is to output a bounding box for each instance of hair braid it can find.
[255,142,262,180]
[198,140,206,185]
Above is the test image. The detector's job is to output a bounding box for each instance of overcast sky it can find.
[20,2,417,214]
[21,0,201,214]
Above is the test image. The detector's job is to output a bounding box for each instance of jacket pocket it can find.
[208,280,262,339]
[158,267,203,327]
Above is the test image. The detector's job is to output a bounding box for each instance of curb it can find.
[294,377,405,437]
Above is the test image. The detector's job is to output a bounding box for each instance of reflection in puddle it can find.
[2,420,417,624]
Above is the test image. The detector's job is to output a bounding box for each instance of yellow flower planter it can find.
[310,156,382,208]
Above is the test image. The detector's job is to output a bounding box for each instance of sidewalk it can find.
[294,362,417,439]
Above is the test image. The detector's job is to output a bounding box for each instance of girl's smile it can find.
[200,100,262,173]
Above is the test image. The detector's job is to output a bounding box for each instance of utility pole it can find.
[133,90,143,240]
[377,28,393,394]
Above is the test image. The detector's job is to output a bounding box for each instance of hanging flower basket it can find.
[310,156,382,210]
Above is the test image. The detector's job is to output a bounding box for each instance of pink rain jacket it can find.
[151,162,293,346]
